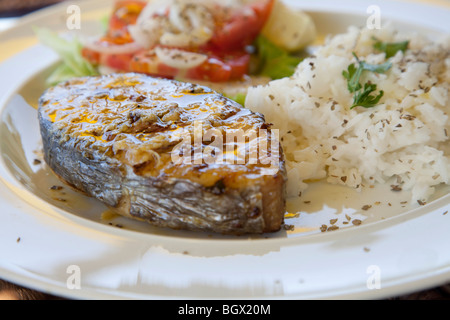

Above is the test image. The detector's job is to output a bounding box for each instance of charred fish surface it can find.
[38,73,286,234]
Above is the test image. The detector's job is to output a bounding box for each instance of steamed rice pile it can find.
[245,25,450,203]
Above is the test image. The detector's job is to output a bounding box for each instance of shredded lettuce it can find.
[224,92,247,106]
[33,27,98,86]
[100,14,110,33]
[253,35,302,80]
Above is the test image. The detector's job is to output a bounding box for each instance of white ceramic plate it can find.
[0,0,449,300]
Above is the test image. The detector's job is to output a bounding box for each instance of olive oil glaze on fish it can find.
[38,73,286,234]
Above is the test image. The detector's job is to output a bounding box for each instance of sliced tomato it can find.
[185,58,232,82]
[103,52,135,72]
[130,51,179,78]
[81,47,101,65]
[105,0,147,44]
[207,0,275,53]
[227,53,251,79]
[129,49,250,82]
[82,0,273,82]
[186,53,250,82]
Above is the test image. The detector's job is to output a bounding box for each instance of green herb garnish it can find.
[342,63,362,93]
[342,53,391,109]
[352,82,384,109]
[372,37,409,58]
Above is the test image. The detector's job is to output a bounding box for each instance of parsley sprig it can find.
[352,82,385,109]
[342,53,391,109]
[372,37,409,58]
[342,37,409,110]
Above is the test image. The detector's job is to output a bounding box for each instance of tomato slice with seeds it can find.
[130,50,179,78]
[129,49,250,82]
[105,0,147,44]
[206,0,275,53]
[81,47,101,65]
[82,0,273,82]
[103,53,135,72]
[185,52,250,82]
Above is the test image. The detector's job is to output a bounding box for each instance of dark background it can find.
[0,0,64,17]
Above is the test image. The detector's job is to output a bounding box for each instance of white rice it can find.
[245,24,450,203]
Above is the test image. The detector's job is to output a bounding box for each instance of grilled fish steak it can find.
[38,73,286,234]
